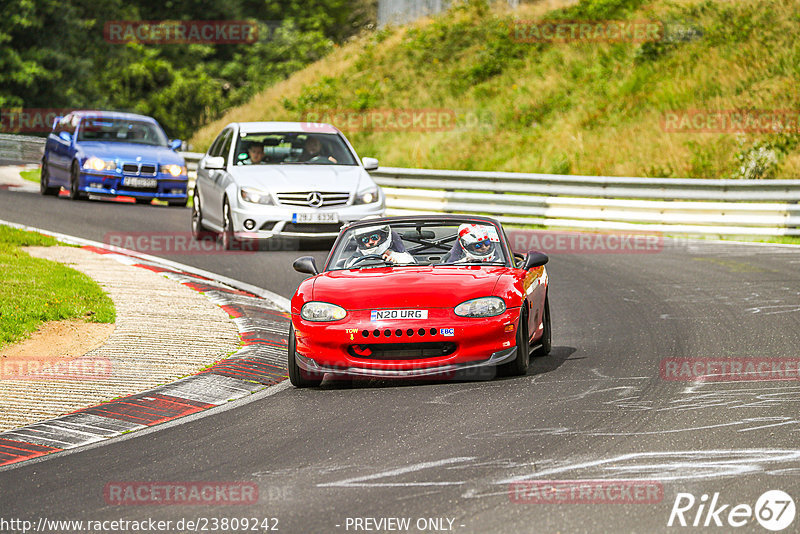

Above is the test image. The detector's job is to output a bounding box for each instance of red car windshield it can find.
[328,221,508,270]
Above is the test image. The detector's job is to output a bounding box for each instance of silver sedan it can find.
[192,122,386,249]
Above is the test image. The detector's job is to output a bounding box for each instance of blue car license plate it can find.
[123,177,158,188]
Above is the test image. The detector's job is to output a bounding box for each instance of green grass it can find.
[192,0,800,179]
[20,168,40,183]
[0,225,115,348]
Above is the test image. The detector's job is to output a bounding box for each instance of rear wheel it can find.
[191,188,212,240]
[40,160,58,196]
[499,306,529,377]
[288,324,323,387]
[220,199,239,250]
[532,295,551,357]
[68,161,86,201]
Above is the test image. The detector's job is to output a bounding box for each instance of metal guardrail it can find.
[371,167,800,236]
[5,137,799,236]
[0,134,46,164]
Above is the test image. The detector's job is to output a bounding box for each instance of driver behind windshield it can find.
[454,224,499,263]
[346,224,415,267]
[301,136,337,163]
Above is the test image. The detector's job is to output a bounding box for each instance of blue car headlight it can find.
[83,157,116,171]
[160,164,187,177]
[454,297,506,318]
[301,302,347,322]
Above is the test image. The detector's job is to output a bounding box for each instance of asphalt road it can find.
[2,186,800,533]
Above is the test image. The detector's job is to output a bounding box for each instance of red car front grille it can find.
[347,342,456,360]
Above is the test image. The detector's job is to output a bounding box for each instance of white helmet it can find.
[458,223,496,262]
[354,224,391,256]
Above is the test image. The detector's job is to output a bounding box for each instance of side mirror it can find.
[58,131,72,143]
[523,251,549,270]
[293,256,319,275]
[362,157,379,171]
[169,139,182,150]
[204,156,225,170]
[52,116,63,131]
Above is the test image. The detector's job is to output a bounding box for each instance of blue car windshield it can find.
[78,118,168,146]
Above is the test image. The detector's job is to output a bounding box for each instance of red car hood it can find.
[312,266,511,309]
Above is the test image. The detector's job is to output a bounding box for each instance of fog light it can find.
[89,182,103,189]
[170,189,184,194]
[243,219,256,230]
[504,324,515,332]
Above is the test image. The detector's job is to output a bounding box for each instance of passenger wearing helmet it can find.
[455,224,498,263]
[346,224,415,267]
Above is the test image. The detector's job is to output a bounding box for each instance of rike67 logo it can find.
[668,490,795,531]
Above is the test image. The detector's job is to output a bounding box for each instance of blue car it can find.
[40,110,189,206]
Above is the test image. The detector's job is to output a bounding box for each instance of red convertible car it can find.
[288,215,551,387]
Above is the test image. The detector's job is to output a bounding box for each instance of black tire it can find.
[499,306,530,377]
[68,161,86,201]
[220,199,239,251]
[287,324,323,387]
[532,295,552,357]
[40,161,58,196]
[191,189,212,240]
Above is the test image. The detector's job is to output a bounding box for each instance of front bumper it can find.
[295,347,517,377]
[80,170,188,200]
[230,200,385,239]
[292,307,522,376]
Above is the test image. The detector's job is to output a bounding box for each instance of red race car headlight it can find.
[454,297,506,318]
[301,301,347,322]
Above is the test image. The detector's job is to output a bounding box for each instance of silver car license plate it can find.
[293,212,339,223]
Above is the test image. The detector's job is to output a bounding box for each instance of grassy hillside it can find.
[191,0,800,179]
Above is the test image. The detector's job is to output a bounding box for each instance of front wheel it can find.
[499,307,529,377]
[532,295,551,357]
[288,324,323,387]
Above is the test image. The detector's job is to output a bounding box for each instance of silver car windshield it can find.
[77,118,168,146]
[234,132,358,166]
[328,221,508,270]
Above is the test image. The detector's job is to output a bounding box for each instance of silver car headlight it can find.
[83,157,116,171]
[301,301,347,322]
[353,187,380,205]
[454,297,506,318]
[240,187,274,205]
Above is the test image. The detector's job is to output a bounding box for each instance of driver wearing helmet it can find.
[455,223,498,263]
[346,224,415,267]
